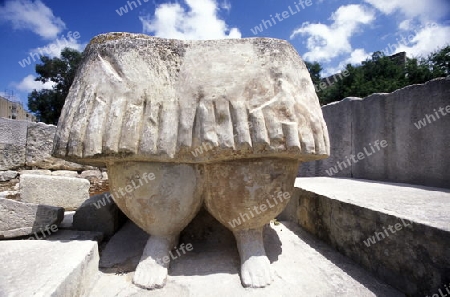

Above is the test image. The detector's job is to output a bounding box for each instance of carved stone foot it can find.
[234,228,274,288]
[133,235,178,290]
[108,162,203,290]
[204,159,299,288]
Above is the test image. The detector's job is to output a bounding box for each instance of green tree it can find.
[305,61,322,88]
[28,48,83,124]
[405,57,433,85]
[429,45,450,77]
[319,45,449,105]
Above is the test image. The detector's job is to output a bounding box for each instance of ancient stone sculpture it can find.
[53,33,330,289]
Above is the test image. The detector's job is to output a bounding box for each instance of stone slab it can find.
[0,240,99,296]
[59,211,75,229]
[80,169,103,180]
[292,177,450,296]
[299,97,358,178]
[0,118,29,170]
[0,170,18,182]
[47,229,104,242]
[73,193,126,237]
[25,122,91,171]
[19,169,52,175]
[299,78,450,189]
[0,198,64,239]
[0,190,19,200]
[51,170,79,177]
[294,177,450,231]
[99,209,235,273]
[20,174,90,210]
[91,221,402,297]
[99,220,149,270]
[352,79,450,188]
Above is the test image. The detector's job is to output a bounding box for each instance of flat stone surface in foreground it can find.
[292,177,450,296]
[90,221,402,297]
[294,177,450,231]
[0,240,99,297]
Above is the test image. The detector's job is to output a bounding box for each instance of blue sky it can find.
[0,0,449,110]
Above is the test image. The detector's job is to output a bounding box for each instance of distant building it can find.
[0,95,36,122]
[388,52,407,67]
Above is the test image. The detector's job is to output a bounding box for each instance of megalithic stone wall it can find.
[299,77,450,189]
[0,118,29,170]
[0,118,92,171]
[0,118,109,201]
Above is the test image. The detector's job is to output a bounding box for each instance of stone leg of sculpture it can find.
[204,158,299,288]
[108,162,204,289]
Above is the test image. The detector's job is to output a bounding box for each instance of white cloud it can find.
[290,4,375,62]
[346,48,372,64]
[0,0,65,40]
[323,48,372,76]
[32,35,86,58]
[395,23,450,58]
[398,20,411,31]
[139,0,241,40]
[220,0,231,12]
[14,75,55,92]
[363,0,450,22]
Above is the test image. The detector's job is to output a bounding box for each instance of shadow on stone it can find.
[32,204,65,233]
[170,208,283,277]
[285,222,402,297]
[99,208,284,278]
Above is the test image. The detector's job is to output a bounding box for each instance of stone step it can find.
[0,240,99,296]
[89,221,402,297]
[282,177,450,297]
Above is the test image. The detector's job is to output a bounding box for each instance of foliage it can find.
[28,48,82,124]
[312,45,450,105]
[305,61,322,87]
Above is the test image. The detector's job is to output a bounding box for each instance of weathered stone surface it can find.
[47,229,104,242]
[91,221,402,297]
[0,240,99,296]
[0,119,96,171]
[81,169,110,196]
[20,169,52,175]
[0,190,19,200]
[73,192,126,237]
[300,78,450,188]
[299,97,358,178]
[0,198,64,239]
[0,170,18,181]
[292,177,450,296]
[53,33,329,165]
[0,118,29,170]
[80,169,103,180]
[352,78,450,188]
[59,210,75,229]
[99,220,149,270]
[53,33,330,290]
[20,174,90,210]
[51,170,79,177]
[0,175,19,199]
[107,158,299,289]
[180,207,234,249]
[26,122,94,171]
[88,178,109,197]
[25,122,57,167]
